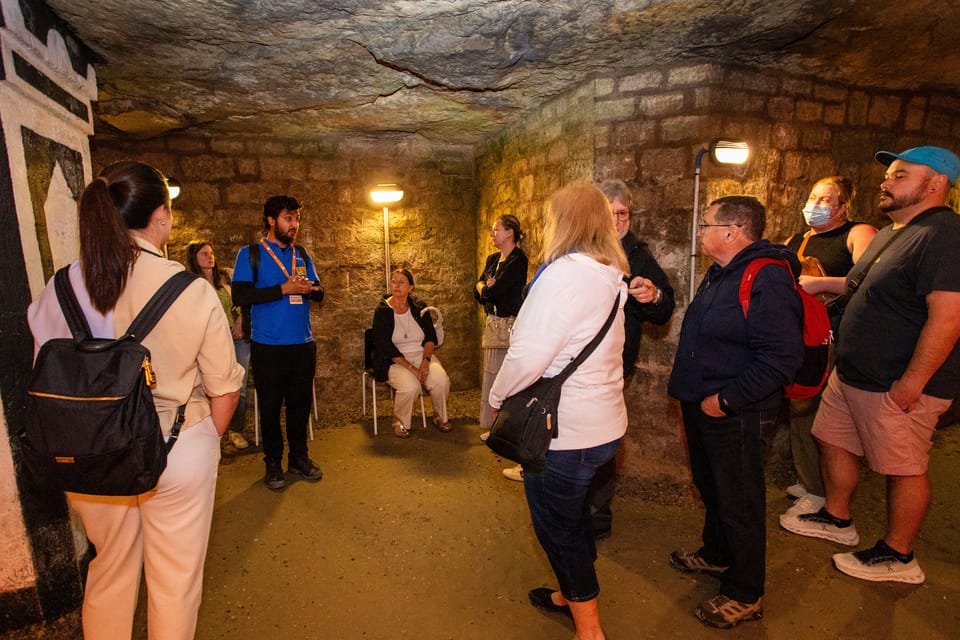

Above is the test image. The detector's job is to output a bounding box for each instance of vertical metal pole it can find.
[689,147,707,302]
[383,205,391,292]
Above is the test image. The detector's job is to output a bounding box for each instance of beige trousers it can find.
[68,416,221,640]
[387,357,450,427]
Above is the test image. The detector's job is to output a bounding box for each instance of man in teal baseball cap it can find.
[781,143,960,586]
[874,145,960,185]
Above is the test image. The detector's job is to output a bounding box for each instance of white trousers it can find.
[387,357,450,427]
[68,416,221,640]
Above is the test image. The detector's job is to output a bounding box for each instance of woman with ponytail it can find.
[28,162,243,640]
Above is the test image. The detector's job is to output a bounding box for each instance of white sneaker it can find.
[832,540,925,584]
[785,483,808,499]
[780,508,859,546]
[782,493,825,518]
[228,431,250,449]
[502,465,524,482]
[480,430,490,442]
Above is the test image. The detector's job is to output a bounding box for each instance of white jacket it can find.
[489,253,628,450]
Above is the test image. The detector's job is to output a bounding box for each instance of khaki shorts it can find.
[812,370,951,475]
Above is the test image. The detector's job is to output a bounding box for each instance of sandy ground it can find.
[114,389,959,640]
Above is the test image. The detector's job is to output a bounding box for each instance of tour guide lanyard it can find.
[260,239,304,305]
[260,239,296,279]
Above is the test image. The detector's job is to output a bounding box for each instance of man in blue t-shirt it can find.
[781,146,960,585]
[233,195,325,490]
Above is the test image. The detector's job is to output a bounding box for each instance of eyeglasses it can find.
[612,209,630,219]
[697,222,741,230]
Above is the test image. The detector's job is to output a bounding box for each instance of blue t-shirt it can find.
[232,240,319,345]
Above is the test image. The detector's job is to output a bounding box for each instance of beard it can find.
[274,227,297,245]
[879,178,929,213]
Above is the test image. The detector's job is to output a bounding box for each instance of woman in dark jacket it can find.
[372,269,451,437]
[474,214,528,441]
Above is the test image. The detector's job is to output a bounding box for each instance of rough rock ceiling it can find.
[47,0,960,146]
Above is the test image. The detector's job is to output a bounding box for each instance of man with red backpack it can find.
[668,196,804,628]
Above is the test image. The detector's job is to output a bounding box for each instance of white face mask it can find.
[802,203,833,227]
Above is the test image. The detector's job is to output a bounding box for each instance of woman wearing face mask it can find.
[788,176,877,300]
[778,176,876,523]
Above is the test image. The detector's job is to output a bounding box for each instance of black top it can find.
[786,220,862,277]
[621,230,675,379]
[836,207,960,398]
[473,247,528,317]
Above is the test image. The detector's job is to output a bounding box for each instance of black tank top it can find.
[787,220,861,277]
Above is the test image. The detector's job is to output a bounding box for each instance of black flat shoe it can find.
[528,588,572,618]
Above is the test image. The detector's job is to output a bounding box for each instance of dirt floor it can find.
[124,389,958,640]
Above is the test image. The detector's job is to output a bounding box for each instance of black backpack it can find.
[21,267,198,495]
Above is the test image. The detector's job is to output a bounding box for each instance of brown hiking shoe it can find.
[669,550,728,576]
[695,594,763,629]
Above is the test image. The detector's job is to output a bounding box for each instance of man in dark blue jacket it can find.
[667,196,803,629]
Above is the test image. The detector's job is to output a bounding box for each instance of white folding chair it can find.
[362,328,426,435]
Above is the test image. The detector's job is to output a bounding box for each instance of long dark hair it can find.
[79,161,171,313]
[186,240,225,289]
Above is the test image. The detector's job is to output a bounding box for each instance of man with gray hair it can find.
[781,146,960,585]
[668,196,804,628]
[586,179,674,539]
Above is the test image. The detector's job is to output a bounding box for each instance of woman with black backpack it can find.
[28,161,243,640]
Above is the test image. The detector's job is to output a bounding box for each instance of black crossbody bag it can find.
[485,293,621,466]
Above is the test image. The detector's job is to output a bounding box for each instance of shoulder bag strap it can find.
[796,230,814,259]
[124,271,201,343]
[844,229,904,295]
[553,292,622,385]
[53,266,93,342]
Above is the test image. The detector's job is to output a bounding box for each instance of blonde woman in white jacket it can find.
[489,183,628,640]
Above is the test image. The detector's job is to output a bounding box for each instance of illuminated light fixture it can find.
[689,138,751,300]
[369,184,405,291]
[369,184,403,204]
[167,177,182,200]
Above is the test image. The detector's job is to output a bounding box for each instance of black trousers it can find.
[251,341,317,463]
[681,402,771,603]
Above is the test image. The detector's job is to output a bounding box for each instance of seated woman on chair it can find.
[372,268,452,438]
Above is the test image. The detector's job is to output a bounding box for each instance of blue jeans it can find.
[681,403,771,603]
[523,438,622,602]
[227,339,251,434]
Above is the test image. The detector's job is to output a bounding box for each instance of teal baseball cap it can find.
[875,146,960,185]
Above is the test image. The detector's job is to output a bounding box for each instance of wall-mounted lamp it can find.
[369,183,404,291]
[689,139,751,300]
[167,177,182,200]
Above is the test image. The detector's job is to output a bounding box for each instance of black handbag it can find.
[21,267,197,495]
[485,293,621,466]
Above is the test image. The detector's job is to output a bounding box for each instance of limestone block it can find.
[620,70,664,93]
[611,120,656,150]
[814,84,849,102]
[824,103,846,126]
[179,155,236,181]
[211,139,246,155]
[637,92,685,117]
[667,64,723,87]
[166,136,208,153]
[726,69,779,94]
[848,91,869,125]
[595,97,636,121]
[904,96,928,131]
[867,95,903,127]
[795,99,823,122]
[767,96,795,120]
[659,115,712,143]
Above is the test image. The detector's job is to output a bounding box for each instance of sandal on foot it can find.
[393,419,410,438]
[433,416,453,432]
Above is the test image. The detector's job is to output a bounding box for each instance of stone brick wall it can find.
[91,135,480,409]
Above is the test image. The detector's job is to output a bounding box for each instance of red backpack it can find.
[739,258,833,399]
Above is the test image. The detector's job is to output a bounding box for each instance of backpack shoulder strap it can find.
[739,257,793,317]
[125,271,201,342]
[53,266,93,341]
[248,242,260,284]
[295,244,311,266]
